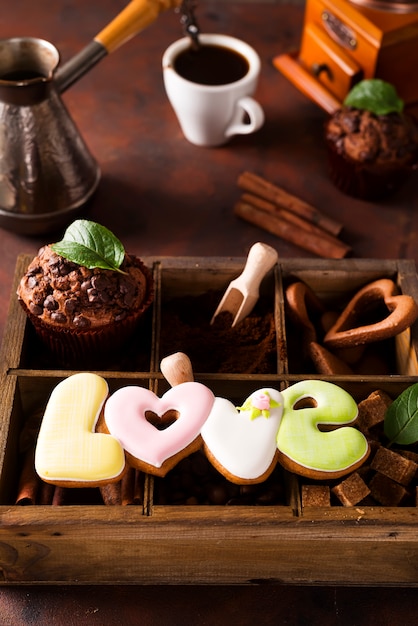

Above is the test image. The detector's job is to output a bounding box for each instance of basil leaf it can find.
[344,79,404,116]
[51,219,126,272]
[384,383,418,445]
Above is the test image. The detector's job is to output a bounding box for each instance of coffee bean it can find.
[226,496,253,506]
[256,487,282,505]
[185,496,199,505]
[240,484,258,497]
[206,483,230,505]
[150,450,288,507]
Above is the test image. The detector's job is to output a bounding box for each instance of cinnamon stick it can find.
[241,192,344,247]
[234,199,351,259]
[100,481,122,506]
[39,481,56,505]
[15,449,39,505]
[133,470,143,505]
[15,407,44,505]
[121,467,136,505]
[52,486,67,506]
[238,171,343,237]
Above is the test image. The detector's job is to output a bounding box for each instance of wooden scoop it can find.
[211,242,278,327]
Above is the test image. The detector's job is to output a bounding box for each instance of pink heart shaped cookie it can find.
[201,388,283,484]
[104,382,215,476]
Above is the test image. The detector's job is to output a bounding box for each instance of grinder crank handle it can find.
[55,0,181,93]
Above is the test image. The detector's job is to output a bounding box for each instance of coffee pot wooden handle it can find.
[95,0,181,53]
[55,0,180,92]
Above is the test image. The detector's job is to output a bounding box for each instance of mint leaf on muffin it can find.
[384,383,418,446]
[51,219,126,272]
[344,79,404,116]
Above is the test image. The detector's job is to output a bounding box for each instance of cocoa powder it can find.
[160,290,277,374]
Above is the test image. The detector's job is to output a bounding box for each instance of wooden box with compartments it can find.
[0,254,417,585]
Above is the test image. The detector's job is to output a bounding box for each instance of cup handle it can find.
[225,96,265,138]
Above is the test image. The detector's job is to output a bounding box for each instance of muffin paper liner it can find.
[326,139,417,201]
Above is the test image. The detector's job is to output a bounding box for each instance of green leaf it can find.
[344,79,404,116]
[51,219,126,272]
[384,383,418,445]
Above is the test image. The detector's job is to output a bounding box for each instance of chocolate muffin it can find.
[325,81,418,200]
[17,227,153,367]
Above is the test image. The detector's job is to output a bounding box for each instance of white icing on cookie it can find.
[201,388,283,481]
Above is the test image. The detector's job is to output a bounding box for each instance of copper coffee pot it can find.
[0,0,179,235]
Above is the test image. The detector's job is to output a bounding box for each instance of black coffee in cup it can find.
[173,44,249,86]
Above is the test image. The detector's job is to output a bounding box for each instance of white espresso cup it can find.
[162,34,265,147]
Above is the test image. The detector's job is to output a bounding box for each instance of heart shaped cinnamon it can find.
[285,281,326,345]
[323,278,418,349]
[286,281,355,373]
[308,341,354,375]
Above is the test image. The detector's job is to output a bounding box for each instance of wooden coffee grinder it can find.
[274,0,418,113]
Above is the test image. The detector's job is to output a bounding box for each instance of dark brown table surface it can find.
[0,0,417,623]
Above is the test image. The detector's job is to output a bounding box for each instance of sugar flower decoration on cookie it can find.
[236,389,281,420]
[202,388,283,484]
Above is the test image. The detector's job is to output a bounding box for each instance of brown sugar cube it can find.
[331,472,371,507]
[357,463,373,483]
[370,447,418,487]
[369,473,408,506]
[356,390,392,435]
[301,485,330,507]
[366,439,381,459]
[398,449,418,467]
